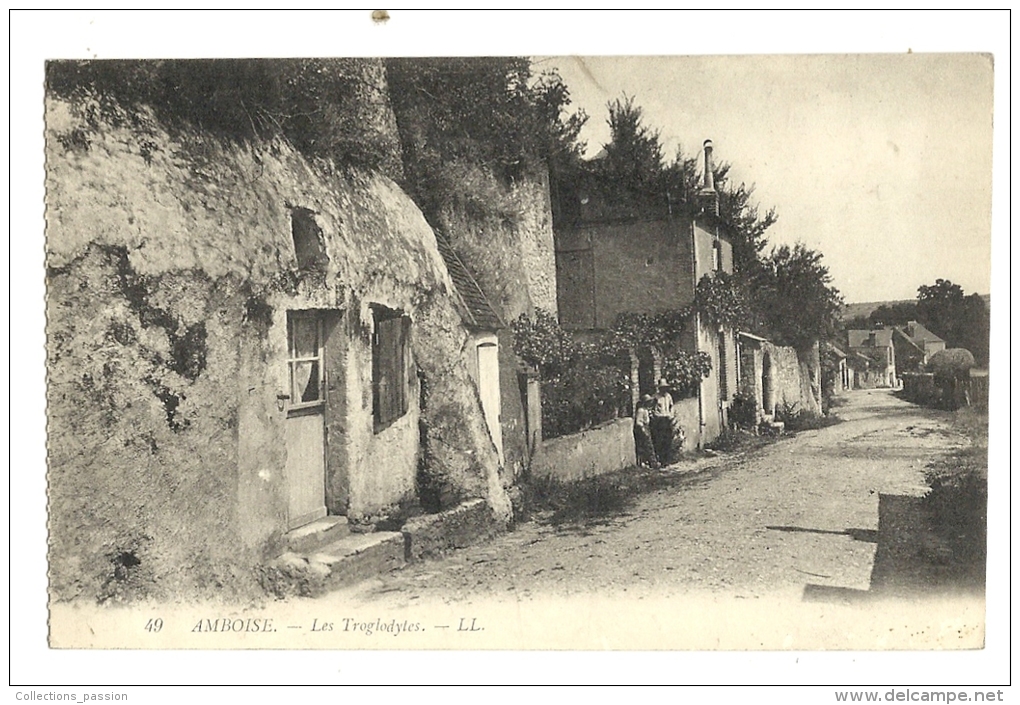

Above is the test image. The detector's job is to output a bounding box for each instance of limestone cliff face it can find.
[45,89,509,602]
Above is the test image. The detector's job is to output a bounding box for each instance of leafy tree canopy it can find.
[916,279,989,366]
[752,244,845,349]
[385,57,587,219]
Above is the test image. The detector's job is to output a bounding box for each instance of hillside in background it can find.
[842,294,990,322]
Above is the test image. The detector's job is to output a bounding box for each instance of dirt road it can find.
[294,388,984,649]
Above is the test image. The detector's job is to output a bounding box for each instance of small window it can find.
[291,207,329,271]
[372,306,411,430]
[712,240,722,271]
[287,312,324,409]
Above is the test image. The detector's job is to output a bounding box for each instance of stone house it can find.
[44,64,526,602]
[553,140,739,446]
[847,328,897,388]
[892,320,946,372]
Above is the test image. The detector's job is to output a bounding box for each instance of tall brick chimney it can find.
[698,139,719,216]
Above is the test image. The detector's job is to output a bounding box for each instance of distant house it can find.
[847,329,896,388]
[554,140,738,445]
[823,341,851,394]
[893,321,946,370]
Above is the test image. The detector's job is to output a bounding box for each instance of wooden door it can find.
[476,342,503,464]
[285,312,327,529]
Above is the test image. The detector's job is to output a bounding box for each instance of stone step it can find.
[311,531,407,588]
[262,530,406,598]
[262,500,502,598]
[284,515,349,554]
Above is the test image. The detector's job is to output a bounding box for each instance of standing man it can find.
[650,379,674,467]
[634,394,659,469]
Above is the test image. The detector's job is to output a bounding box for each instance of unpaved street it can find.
[348,390,964,601]
[292,388,984,649]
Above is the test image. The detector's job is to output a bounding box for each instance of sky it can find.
[538,54,994,304]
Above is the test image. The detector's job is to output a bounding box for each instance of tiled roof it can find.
[898,321,945,346]
[847,329,893,348]
[825,341,848,357]
[892,327,926,354]
[435,231,503,331]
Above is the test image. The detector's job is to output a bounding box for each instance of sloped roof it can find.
[825,341,848,358]
[898,320,945,346]
[892,327,926,355]
[847,329,893,348]
[435,231,503,331]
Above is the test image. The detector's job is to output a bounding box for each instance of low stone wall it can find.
[673,396,701,451]
[901,372,939,406]
[531,417,636,483]
[761,342,823,417]
[401,499,501,562]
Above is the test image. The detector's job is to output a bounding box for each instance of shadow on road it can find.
[766,525,878,544]
[535,463,724,530]
[798,493,986,605]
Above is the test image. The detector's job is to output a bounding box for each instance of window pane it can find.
[291,317,319,359]
[292,360,321,403]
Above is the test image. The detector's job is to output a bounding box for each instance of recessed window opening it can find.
[291,207,329,271]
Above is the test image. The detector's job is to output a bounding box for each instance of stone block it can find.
[402,499,501,562]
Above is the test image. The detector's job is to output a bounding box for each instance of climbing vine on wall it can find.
[511,310,629,439]
[512,308,713,435]
[612,308,712,396]
[660,349,713,397]
[692,271,749,329]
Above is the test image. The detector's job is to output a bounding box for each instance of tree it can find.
[916,279,989,366]
[385,57,587,221]
[600,95,665,194]
[869,301,918,327]
[917,279,966,337]
[716,179,778,277]
[753,244,844,349]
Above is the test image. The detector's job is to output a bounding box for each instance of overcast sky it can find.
[539,54,993,304]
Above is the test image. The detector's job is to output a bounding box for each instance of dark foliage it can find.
[751,244,844,350]
[923,408,987,571]
[511,310,630,438]
[869,301,919,327]
[46,58,405,175]
[916,279,989,366]
[693,271,750,329]
[386,57,586,223]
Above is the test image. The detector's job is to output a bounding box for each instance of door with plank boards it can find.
[284,311,327,529]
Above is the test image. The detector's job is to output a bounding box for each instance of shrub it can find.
[728,390,758,428]
[512,310,630,439]
[774,404,842,432]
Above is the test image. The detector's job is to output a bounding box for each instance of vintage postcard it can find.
[16,9,1009,688]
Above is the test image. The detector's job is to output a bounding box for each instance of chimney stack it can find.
[703,139,715,192]
[699,139,719,216]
